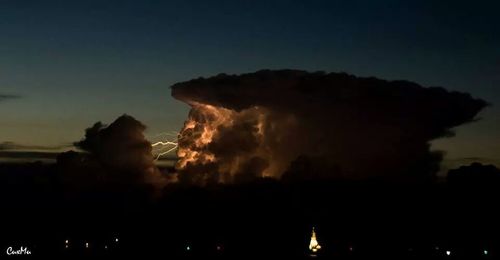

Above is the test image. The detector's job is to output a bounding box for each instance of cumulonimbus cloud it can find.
[171,70,487,185]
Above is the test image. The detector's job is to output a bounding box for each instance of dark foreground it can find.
[1,165,500,259]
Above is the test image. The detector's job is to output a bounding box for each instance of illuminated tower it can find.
[309,227,322,253]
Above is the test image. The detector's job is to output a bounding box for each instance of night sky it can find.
[0,0,499,170]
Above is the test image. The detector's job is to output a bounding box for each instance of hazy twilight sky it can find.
[0,0,499,169]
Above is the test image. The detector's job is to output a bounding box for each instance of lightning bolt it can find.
[150,132,179,161]
[151,140,178,147]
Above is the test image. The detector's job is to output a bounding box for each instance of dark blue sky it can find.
[0,0,499,168]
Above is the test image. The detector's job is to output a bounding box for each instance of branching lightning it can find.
[150,132,179,161]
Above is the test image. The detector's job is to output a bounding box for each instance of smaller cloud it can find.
[0,94,22,102]
[74,114,168,188]
[0,142,72,163]
[447,156,500,165]
[0,141,72,151]
[438,156,500,178]
[0,151,59,160]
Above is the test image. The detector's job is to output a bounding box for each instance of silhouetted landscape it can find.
[2,159,500,258]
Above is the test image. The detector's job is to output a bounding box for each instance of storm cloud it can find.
[74,114,167,189]
[171,70,487,185]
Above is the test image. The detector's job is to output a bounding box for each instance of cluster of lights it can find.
[184,244,224,252]
[434,247,490,257]
[305,241,492,257]
[63,236,119,250]
[62,233,492,257]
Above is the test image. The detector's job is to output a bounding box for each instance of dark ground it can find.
[1,162,499,259]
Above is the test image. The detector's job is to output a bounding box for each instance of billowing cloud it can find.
[171,70,487,185]
[74,114,167,189]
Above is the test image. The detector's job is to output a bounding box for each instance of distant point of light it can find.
[85,242,89,248]
[484,250,488,255]
[65,245,69,249]
[115,238,119,242]
[186,245,191,251]
[446,250,451,256]
[65,240,69,244]
[105,245,108,249]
